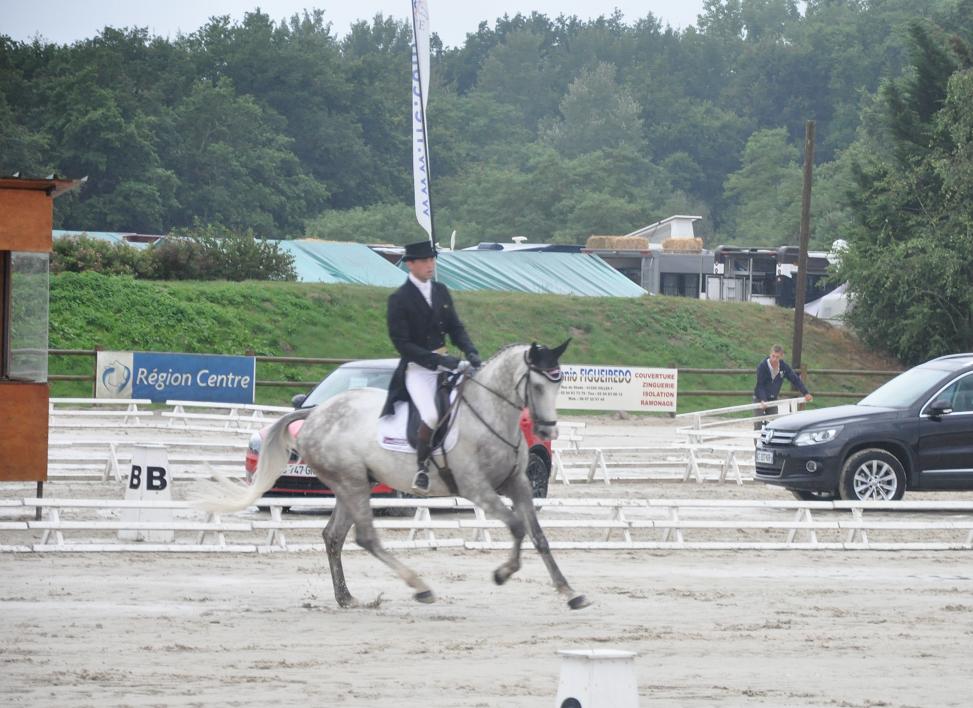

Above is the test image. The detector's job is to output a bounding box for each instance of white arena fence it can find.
[48,439,249,482]
[48,399,764,487]
[45,398,808,487]
[2,497,972,553]
[49,398,292,433]
[46,398,282,482]
[552,404,803,486]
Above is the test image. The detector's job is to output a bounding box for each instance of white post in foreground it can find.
[555,648,638,708]
[119,444,173,542]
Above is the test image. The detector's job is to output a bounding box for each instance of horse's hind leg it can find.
[323,500,357,607]
[504,473,590,610]
[335,487,436,604]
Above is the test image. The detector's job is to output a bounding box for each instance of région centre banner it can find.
[96,351,256,404]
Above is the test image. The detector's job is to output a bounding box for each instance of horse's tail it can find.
[195,407,313,513]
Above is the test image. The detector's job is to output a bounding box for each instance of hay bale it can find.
[585,235,649,250]
[661,237,703,252]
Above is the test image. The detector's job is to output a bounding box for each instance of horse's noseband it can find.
[523,354,561,427]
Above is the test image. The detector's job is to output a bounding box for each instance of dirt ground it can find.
[2,414,971,707]
[1,547,971,707]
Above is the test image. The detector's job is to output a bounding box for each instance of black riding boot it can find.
[412,423,434,493]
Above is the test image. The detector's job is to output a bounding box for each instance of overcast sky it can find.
[3,1,706,47]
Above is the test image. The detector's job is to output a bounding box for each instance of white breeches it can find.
[405,363,440,428]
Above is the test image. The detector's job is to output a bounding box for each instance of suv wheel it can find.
[838,449,906,501]
[526,451,551,499]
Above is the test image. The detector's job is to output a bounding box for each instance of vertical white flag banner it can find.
[411,0,433,241]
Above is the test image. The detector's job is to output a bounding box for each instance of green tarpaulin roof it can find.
[422,251,647,297]
[278,240,405,286]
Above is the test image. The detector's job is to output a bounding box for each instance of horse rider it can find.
[381,239,482,493]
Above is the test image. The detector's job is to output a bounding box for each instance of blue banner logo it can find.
[101,358,132,395]
[131,353,255,403]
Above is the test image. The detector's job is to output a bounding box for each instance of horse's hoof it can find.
[414,590,436,604]
[493,569,508,586]
[568,594,591,610]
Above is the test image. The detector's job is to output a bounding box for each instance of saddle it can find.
[405,371,461,450]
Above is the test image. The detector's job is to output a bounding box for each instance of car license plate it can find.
[285,463,314,477]
[756,449,774,465]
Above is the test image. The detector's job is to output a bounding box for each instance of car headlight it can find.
[794,426,843,446]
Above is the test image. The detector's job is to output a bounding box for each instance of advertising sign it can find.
[96,351,255,404]
[556,364,678,413]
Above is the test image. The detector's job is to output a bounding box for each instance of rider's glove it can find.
[438,354,461,371]
[467,351,482,369]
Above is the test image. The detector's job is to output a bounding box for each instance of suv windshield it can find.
[302,365,394,408]
[858,366,947,408]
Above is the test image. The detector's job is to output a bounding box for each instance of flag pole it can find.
[410,0,436,247]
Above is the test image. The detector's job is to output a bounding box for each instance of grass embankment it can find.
[49,272,901,412]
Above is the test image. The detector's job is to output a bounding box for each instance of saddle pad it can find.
[377,399,461,453]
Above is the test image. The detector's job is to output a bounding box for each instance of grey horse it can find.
[198,341,589,610]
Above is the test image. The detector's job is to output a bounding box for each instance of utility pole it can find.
[792,120,815,371]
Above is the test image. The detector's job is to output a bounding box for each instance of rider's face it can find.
[407,257,436,282]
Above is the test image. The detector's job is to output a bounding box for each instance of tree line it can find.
[2,0,972,361]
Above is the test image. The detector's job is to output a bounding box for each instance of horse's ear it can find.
[528,342,540,364]
[551,338,571,360]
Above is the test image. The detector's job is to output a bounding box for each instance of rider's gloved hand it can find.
[438,354,461,371]
[467,351,482,369]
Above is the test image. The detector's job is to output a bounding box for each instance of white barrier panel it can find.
[555,649,638,708]
[4,497,973,553]
[120,444,173,542]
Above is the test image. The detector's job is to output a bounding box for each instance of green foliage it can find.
[838,23,973,363]
[48,274,899,408]
[723,128,803,244]
[305,203,420,245]
[541,62,646,158]
[51,227,296,281]
[156,223,297,281]
[0,1,961,249]
[436,146,669,246]
[160,77,329,234]
[52,235,149,276]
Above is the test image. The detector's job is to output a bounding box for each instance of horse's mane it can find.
[484,342,526,364]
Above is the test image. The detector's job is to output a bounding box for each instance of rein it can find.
[458,371,526,451]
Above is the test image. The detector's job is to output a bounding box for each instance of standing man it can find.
[753,344,813,437]
[382,240,482,492]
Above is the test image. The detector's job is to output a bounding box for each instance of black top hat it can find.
[403,239,437,260]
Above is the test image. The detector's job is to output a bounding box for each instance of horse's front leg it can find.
[464,479,526,585]
[504,472,591,610]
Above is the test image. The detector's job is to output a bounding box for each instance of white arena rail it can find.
[552,420,756,486]
[674,397,806,444]
[162,400,293,431]
[2,497,972,553]
[47,398,290,434]
[49,398,154,427]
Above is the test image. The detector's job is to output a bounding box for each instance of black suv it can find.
[755,354,973,501]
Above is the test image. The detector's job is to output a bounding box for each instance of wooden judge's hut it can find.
[0,176,83,498]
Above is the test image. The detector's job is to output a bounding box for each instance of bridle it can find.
[451,351,562,451]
